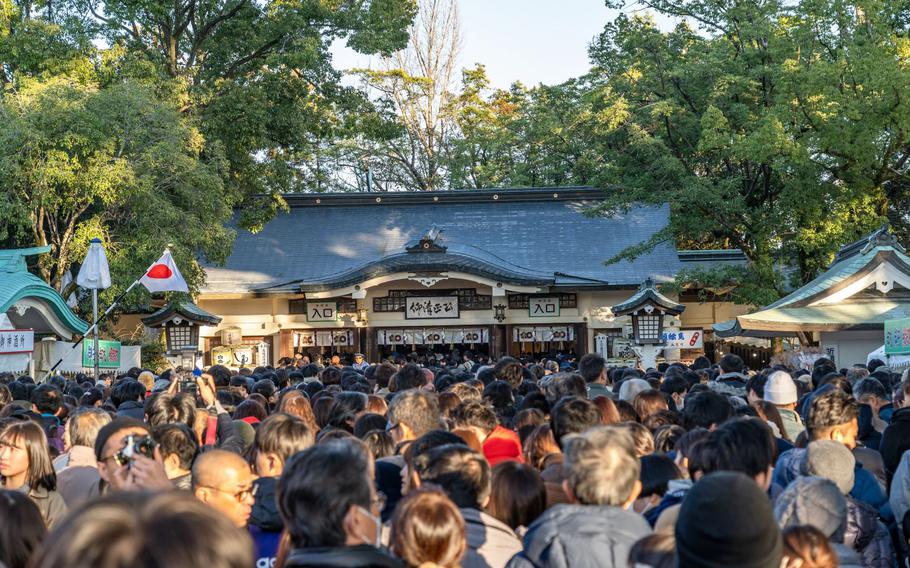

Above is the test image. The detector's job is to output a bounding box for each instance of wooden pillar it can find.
[278,329,294,360]
[492,325,507,359]
[575,322,589,357]
[365,327,379,363]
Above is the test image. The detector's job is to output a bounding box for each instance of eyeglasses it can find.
[199,484,258,502]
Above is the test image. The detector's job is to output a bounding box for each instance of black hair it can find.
[412,443,490,509]
[207,365,232,388]
[482,380,514,409]
[682,391,733,430]
[152,423,199,470]
[719,354,744,374]
[0,489,46,568]
[639,453,681,498]
[278,441,373,548]
[688,417,775,480]
[394,364,425,391]
[144,393,196,428]
[746,373,768,399]
[7,381,28,401]
[659,375,688,397]
[112,380,145,407]
[550,396,601,447]
[252,379,277,400]
[353,413,388,439]
[30,384,63,415]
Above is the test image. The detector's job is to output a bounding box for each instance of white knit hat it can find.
[764,370,798,405]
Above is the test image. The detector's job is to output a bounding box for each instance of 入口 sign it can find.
[529,297,560,317]
[306,302,338,322]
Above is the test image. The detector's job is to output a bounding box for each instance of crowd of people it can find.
[1,350,910,567]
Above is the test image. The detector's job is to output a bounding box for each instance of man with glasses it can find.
[192,449,258,528]
[94,417,171,494]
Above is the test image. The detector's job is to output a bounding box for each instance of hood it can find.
[518,504,650,568]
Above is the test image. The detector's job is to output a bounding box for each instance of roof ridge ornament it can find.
[406,225,447,253]
[860,223,905,255]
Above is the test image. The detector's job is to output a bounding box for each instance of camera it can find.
[115,434,157,467]
[178,377,198,395]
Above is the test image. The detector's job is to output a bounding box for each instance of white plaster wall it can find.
[819,330,884,368]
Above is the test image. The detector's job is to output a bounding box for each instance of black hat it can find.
[94,417,149,461]
[676,471,782,568]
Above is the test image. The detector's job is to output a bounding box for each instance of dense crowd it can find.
[1,350,910,568]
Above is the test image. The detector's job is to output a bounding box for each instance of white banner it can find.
[513,326,575,342]
[529,297,560,317]
[423,330,445,344]
[377,328,489,345]
[0,330,34,354]
[405,297,459,319]
[660,329,704,349]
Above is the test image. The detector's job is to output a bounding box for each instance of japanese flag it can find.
[140,250,189,293]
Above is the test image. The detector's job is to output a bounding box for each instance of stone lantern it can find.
[611,278,685,369]
[142,301,221,369]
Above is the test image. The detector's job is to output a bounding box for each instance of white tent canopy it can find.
[868,345,910,371]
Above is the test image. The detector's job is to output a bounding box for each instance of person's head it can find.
[487,461,546,531]
[550,396,601,447]
[682,390,733,430]
[763,370,798,409]
[144,392,196,428]
[30,384,63,416]
[634,453,681,515]
[774,476,847,542]
[806,389,859,448]
[676,472,782,568]
[391,487,466,568]
[31,492,253,568]
[660,374,689,410]
[412,444,491,509]
[562,426,641,507]
[278,440,381,548]
[853,377,889,411]
[800,440,855,495]
[780,525,838,568]
[632,389,668,420]
[152,423,198,479]
[0,488,46,568]
[388,390,441,444]
[538,372,586,404]
[251,413,315,478]
[615,421,655,457]
[522,424,560,471]
[94,417,152,491]
[628,533,676,568]
[65,407,111,451]
[394,364,427,392]
[719,353,745,374]
[687,417,776,490]
[0,420,56,491]
[493,357,523,389]
[619,378,651,402]
[452,400,497,441]
[578,353,607,384]
[192,450,257,528]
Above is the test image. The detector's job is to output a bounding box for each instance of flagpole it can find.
[45,279,141,379]
[92,288,99,379]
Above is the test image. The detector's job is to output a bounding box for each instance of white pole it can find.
[93,288,99,379]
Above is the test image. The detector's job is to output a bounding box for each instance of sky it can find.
[330,0,676,90]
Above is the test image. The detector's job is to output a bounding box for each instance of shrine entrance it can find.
[375,327,491,361]
[509,325,579,360]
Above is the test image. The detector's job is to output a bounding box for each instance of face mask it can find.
[356,505,383,548]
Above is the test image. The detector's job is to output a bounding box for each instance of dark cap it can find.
[94,417,150,461]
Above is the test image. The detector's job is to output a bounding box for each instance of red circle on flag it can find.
[147,264,173,279]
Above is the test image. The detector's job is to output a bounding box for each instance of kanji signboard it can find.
[885,317,910,355]
[0,330,34,354]
[405,297,459,320]
[82,340,122,368]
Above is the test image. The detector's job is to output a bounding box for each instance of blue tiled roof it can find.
[201,188,682,293]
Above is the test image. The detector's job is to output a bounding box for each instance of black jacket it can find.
[250,477,282,531]
[284,545,404,568]
[879,407,910,484]
[116,400,145,420]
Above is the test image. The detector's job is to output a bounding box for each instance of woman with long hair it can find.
[0,421,67,528]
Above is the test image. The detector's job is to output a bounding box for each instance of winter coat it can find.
[774,448,891,521]
[54,445,101,508]
[585,383,612,400]
[461,507,522,568]
[708,372,749,397]
[889,450,910,525]
[879,407,910,485]
[843,496,895,568]
[539,454,569,508]
[283,545,404,568]
[249,477,283,568]
[15,484,67,529]
[833,542,864,568]
[505,504,651,568]
[116,400,145,421]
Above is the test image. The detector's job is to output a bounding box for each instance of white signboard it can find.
[529,297,560,317]
[306,302,338,322]
[513,326,575,342]
[661,329,704,349]
[0,330,34,354]
[405,297,459,319]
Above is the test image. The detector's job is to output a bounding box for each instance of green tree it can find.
[583,0,909,304]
